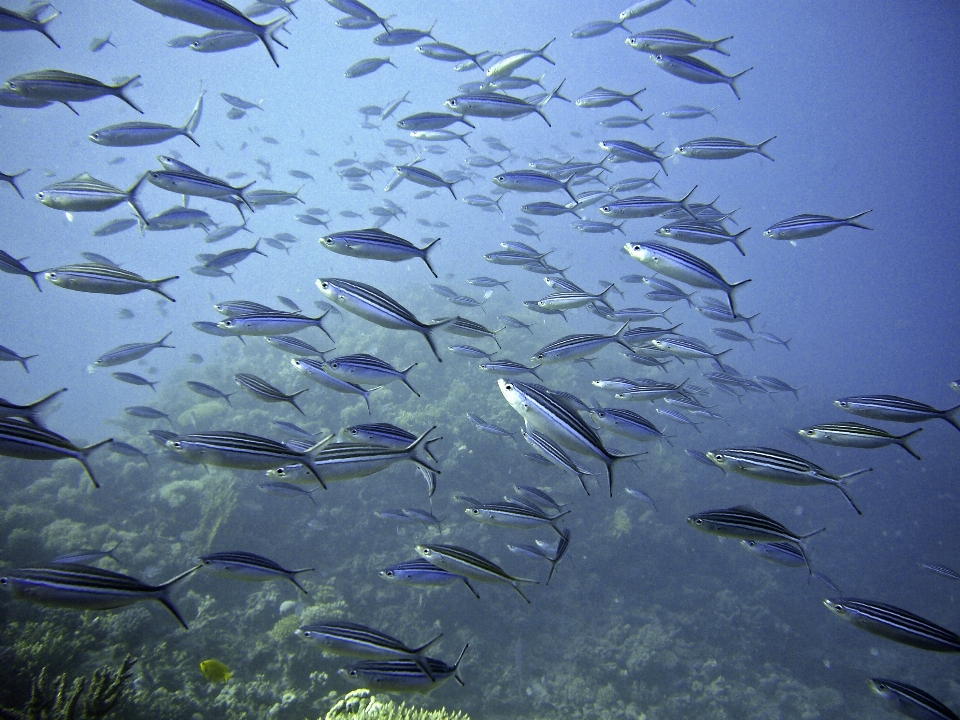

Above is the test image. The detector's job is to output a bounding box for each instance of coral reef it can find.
[324,690,471,720]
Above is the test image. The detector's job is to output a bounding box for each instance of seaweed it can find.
[0,655,136,720]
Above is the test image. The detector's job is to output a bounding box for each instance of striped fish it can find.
[0,418,111,487]
[214,299,276,316]
[478,359,542,380]
[264,335,328,357]
[625,242,750,314]
[741,540,811,572]
[379,559,478,598]
[868,678,959,720]
[200,550,313,593]
[234,373,307,414]
[0,248,42,290]
[763,211,872,240]
[341,643,468,693]
[676,136,776,161]
[687,505,825,545]
[466,500,569,536]
[589,406,668,444]
[599,187,697,219]
[599,140,668,173]
[271,426,439,484]
[706,447,869,514]
[320,228,440,277]
[185,380,234,405]
[166,431,330,486]
[290,358,381,414]
[45,263,178,301]
[754,375,800,398]
[656,407,702,433]
[920,563,960,580]
[651,54,752,99]
[824,597,960,652]
[835,395,960,432]
[6,70,142,114]
[325,354,419,397]
[218,311,333,340]
[94,332,174,367]
[575,86,645,110]
[537,283,617,311]
[394,162,460,199]
[533,322,634,364]
[316,278,453,362]
[614,378,689,402]
[799,422,922,460]
[446,91,552,126]
[508,529,570,585]
[297,621,442,680]
[441,316,503,348]
[500,380,643,496]
[0,562,199,628]
[130,0,288,66]
[466,413,516,440]
[656,221,749,256]
[651,336,730,368]
[626,29,732,56]
[417,544,538,603]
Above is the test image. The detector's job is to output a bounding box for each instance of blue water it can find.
[1,1,959,718]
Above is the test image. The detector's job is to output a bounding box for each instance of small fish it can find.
[258,481,319,504]
[417,544,538,603]
[868,678,960,720]
[5,70,142,114]
[651,54,752,100]
[0,4,60,47]
[763,211,872,240]
[200,659,233,683]
[51,540,122,565]
[379,559,477,597]
[200,551,314,594]
[112,371,158,391]
[920,563,960,581]
[835,395,960,432]
[45,263,178,302]
[185,380,235,405]
[799,422,922,460]
[824,597,960,652]
[235,373,308,414]
[94,332,174,367]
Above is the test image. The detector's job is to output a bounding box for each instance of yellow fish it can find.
[200,659,233,683]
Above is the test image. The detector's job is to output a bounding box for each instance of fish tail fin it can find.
[545,529,570,585]
[27,387,67,424]
[679,184,698,219]
[451,643,470,685]
[731,227,750,256]
[412,632,444,655]
[726,278,751,316]
[425,318,457,361]
[897,428,923,460]
[79,438,113,488]
[18,354,38,373]
[641,113,654,129]
[289,388,309,415]
[836,485,862,515]
[799,526,826,541]
[945,403,960,433]
[400,363,421,397]
[405,426,441,471]
[846,209,873,229]
[34,5,60,47]
[151,275,179,303]
[157,331,175,349]
[630,87,646,111]
[757,136,777,160]
[289,568,314,594]
[113,75,143,113]
[259,16,289,67]
[126,171,151,226]
[713,35,734,56]
[6,169,27,198]
[156,564,201,628]
[613,321,634,353]
[730,67,753,100]
[539,37,556,64]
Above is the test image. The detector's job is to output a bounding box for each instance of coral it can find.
[323,689,471,720]
[268,613,302,644]
[0,655,136,720]
[609,507,631,539]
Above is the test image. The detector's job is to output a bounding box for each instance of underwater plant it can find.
[0,654,136,720]
[324,689,471,720]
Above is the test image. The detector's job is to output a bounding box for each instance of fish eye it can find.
[151,172,160,179]
[838,401,847,407]
[384,570,394,577]
[600,206,610,212]
[694,518,703,525]
[536,354,544,360]
[171,441,181,449]
[36,192,44,200]
[91,133,99,140]
[330,362,338,368]
[597,411,605,418]
[202,559,211,565]
[0,577,7,585]
[223,321,232,327]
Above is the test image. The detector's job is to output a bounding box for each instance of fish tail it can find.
[679,184,698,219]
[289,388,309,415]
[423,437,443,463]
[400,363,420,397]
[539,37,556,64]
[156,564,202,628]
[157,331,175,349]
[945,403,960,433]
[630,89,645,111]
[412,632,444,655]
[726,278,752,317]
[289,568,314,594]
[756,136,777,161]
[113,75,143,114]
[151,275,180,303]
[259,16,289,67]
[845,209,873,230]
[641,113,654,129]
[26,387,67,424]
[836,485,862,515]
[6,169,27,198]
[18,354,38,373]
[799,526,826,541]
[79,438,112,488]
[729,67,753,100]
[34,5,60,48]
[425,318,458,361]
[731,227,750,257]
[713,36,734,56]
[405,426,441,472]
[896,428,923,460]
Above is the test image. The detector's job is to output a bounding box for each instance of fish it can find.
[687,506,825,546]
[89,93,203,147]
[741,540,810,571]
[392,161,460,199]
[590,406,668,444]
[532,322,635,364]
[51,540,123,566]
[200,551,313,593]
[485,38,555,78]
[341,644,469,693]
[379,559,477,597]
[324,354,419,397]
[341,423,441,463]
[0,419,111,487]
[661,105,719,120]
[320,229,440,277]
[467,499,569,536]
[124,406,175,427]
[0,168,28,199]
[416,41,488,69]
[763,210,873,240]
[0,4,60,46]
[265,335,328,357]
[93,332,174,367]
[0,562,199,628]
[131,0,288,66]
[868,678,959,720]
[824,597,960,652]
[620,0,695,21]
[396,112,475,131]
[676,136,776,161]
[344,57,396,78]
[296,621,442,680]
[316,278,453,362]
[45,263,178,301]
[500,380,643,496]
[706,447,869,514]
[375,26,436,46]
[599,140,669,172]
[417,544,537,603]
[799,422,922,460]
[111,372,158,391]
[200,659,233,683]
[290,358,381,414]
[167,431,329,486]
[834,395,960,432]
[148,169,254,220]
[657,221,749,256]
[185,380,235,405]
[218,311,333,340]
[5,70,142,114]
[37,172,151,225]
[445,87,557,127]
[575,86,645,110]
[626,29,733,56]
[327,0,391,31]
[625,242,750,315]
[571,19,630,38]
[920,563,960,580]
[651,54,752,99]
[0,344,36,373]
[234,373,308,414]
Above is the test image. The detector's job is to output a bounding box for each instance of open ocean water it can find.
[0,1,958,719]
